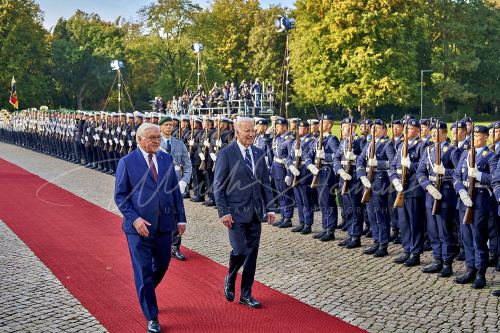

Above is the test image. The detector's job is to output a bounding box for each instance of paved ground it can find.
[1,141,500,332]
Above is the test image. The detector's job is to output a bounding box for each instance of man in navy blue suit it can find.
[214,117,275,309]
[115,123,186,333]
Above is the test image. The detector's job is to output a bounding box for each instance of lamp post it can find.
[420,69,432,119]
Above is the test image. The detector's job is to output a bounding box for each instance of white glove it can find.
[316,149,325,159]
[426,184,442,200]
[285,176,292,186]
[345,151,356,161]
[459,190,473,207]
[203,139,210,147]
[294,149,302,157]
[392,178,403,192]
[289,165,300,177]
[307,164,319,176]
[216,139,222,147]
[188,139,194,146]
[338,169,352,181]
[360,176,371,189]
[468,167,478,178]
[434,163,445,175]
[401,157,411,168]
[199,152,205,161]
[210,153,217,161]
[367,158,378,167]
[179,180,187,194]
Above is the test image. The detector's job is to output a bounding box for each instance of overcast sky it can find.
[36,0,295,30]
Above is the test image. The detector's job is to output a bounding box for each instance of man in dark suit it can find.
[115,123,186,333]
[214,117,275,309]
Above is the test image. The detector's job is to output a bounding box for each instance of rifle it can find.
[463,121,475,225]
[341,117,354,195]
[189,116,195,154]
[431,119,442,215]
[292,118,301,188]
[311,116,324,189]
[199,115,210,171]
[361,120,376,203]
[454,120,459,147]
[390,114,394,144]
[393,117,409,208]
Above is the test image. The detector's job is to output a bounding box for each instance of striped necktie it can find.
[244,148,253,174]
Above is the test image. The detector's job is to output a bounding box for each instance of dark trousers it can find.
[227,216,262,298]
[204,170,215,201]
[460,208,489,273]
[294,184,314,225]
[172,229,181,247]
[192,166,205,199]
[426,207,456,261]
[317,166,337,230]
[275,178,294,219]
[126,231,172,321]
[398,197,424,254]
[342,185,363,238]
[367,194,390,244]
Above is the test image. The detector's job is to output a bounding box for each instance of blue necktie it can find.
[244,148,253,174]
[166,139,171,154]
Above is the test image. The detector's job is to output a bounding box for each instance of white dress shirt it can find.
[237,140,255,173]
[138,146,158,171]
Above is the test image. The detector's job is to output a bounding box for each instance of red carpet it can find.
[0,158,364,333]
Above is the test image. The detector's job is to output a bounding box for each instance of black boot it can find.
[389,227,399,242]
[337,221,346,230]
[394,252,410,264]
[422,259,443,273]
[313,230,327,239]
[279,219,292,228]
[338,237,351,247]
[272,218,284,227]
[363,242,379,255]
[423,237,432,251]
[492,290,500,297]
[291,223,304,232]
[404,254,420,267]
[471,272,486,289]
[439,261,453,278]
[300,224,312,235]
[488,252,498,267]
[344,237,361,249]
[454,268,477,284]
[456,249,465,261]
[319,229,335,242]
[373,244,389,257]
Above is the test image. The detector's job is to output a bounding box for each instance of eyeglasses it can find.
[144,136,161,142]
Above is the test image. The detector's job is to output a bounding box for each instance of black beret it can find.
[322,114,334,121]
[450,120,466,129]
[407,118,420,128]
[341,117,357,125]
[431,121,447,130]
[298,120,310,127]
[256,118,268,125]
[474,125,489,134]
[373,119,384,126]
[275,117,287,125]
[462,116,472,123]
[494,121,500,129]
[419,118,430,126]
[392,120,402,125]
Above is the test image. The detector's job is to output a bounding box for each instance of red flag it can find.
[9,76,18,109]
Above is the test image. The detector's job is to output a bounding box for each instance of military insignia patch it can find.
[380,139,385,143]
[443,147,448,153]
[482,150,487,156]
[463,144,468,149]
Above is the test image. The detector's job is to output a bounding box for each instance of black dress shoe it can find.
[338,237,351,247]
[272,218,284,227]
[313,230,327,239]
[291,223,304,232]
[336,222,346,230]
[404,254,420,267]
[279,219,292,228]
[439,261,453,278]
[365,230,372,238]
[205,200,216,207]
[394,252,410,264]
[488,252,498,267]
[171,246,186,261]
[191,196,204,202]
[147,319,161,333]
[224,276,235,302]
[344,238,361,249]
[373,244,388,258]
[471,273,486,289]
[239,296,261,309]
[491,290,500,297]
[182,192,190,199]
[454,268,477,284]
[423,239,432,252]
[422,259,443,273]
[300,224,312,234]
[363,242,379,255]
[320,230,335,242]
[393,234,402,244]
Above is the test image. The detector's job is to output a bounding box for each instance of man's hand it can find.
[392,178,403,192]
[294,149,302,157]
[199,152,206,161]
[134,218,151,237]
[221,214,233,228]
[401,157,411,169]
[459,190,473,207]
[203,139,210,147]
[210,152,217,161]
[285,176,292,186]
[188,139,194,146]
[368,158,378,167]
[178,224,186,236]
[267,212,276,225]
[426,184,442,200]
[179,180,187,194]
[289,165,300,177]
[360,176,371,189]
[316,149,325,159]
[434,163,445,175]
[307,164,319,176]
[468,167,478,178]
[338,169,352,181]
[345,151,356,161]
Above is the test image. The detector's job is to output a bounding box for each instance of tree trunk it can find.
[77,83,88,110]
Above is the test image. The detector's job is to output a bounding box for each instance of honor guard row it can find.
[1,110,499,294]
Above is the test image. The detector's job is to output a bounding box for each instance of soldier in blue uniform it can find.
[453,125,497,289]
[334,117,363,248]
[389,118,404,244]
[416,121,458,277]
[271,118,295,228]
[492,149,500,296]
[304,114,340,241]
[490,121,500,274]
[189,116,205,202]
[390,118,427,267]
[359,119,373,238]
[357,119,396,257]
[286,120,316,234]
